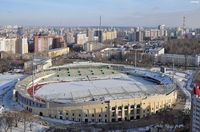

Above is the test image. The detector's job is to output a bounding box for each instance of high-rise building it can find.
[150,29,158,40]
[94,30,102,42]
[191,85,200,132]
[128,32,136,42]
[102,30,117,42]
[16,38,29,54]
[17,26,23,37]
[87,29,94,42]
[144,30,151,40]
[0,38,17,54]
[0,38,6,52]
[136,31,144,42]
[52,36,66,49]
[34,36,53,52]
[65,31,75,44]
[75,33,88,45]
[158,25,167,37]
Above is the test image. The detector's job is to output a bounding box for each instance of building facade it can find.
[48,47,69,58]
[102,30,117,42]
[75,33,88,45]
[0,38,17,54]
[136,31,144,42]
[15,91,177,123]
[16,38,29,54]
[191,85,200,132]
[34,36,53,52]
[14,63,177,123]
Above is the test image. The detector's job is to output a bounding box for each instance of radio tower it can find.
[99,16,102,29]
[183,16,186,33]
[98,16,102,42]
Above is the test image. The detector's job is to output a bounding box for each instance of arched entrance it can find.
[39,112,43,116]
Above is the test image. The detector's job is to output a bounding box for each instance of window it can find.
[118,106,122,110]
[118,118,122,121]
[130,116,134,120]
[112,107,116,110]
[130,110,134,114]
[137,104,140,108]
[124,106,128,109]
[118,111,122,116]
[136,109,140,114]
[136,115,140,119]
[112,119,115,122]
[131,105,135,108]
[112,112,115,117]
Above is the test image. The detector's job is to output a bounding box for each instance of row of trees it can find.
[165,39,200,55]
[0,111,37,132]
[0,59,10,73]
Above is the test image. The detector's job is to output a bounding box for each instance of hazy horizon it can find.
[0,0,200,28]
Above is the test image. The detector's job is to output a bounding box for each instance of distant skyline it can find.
[0,0,200,27]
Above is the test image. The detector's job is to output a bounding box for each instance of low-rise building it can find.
[83,42,104,52]
[24,58,52,72]
[48,47,69,58]
[102,30,117,42]
[147,48,165,57]
[155,54,199,66]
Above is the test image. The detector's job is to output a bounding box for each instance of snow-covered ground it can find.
[7,122,49,132]
[150,68,193,110]
[0,73,49,132]
[126,124,184,132]
[35,74,161,103]
[164,70,193,110]
[0,73,24,113]
[41,116,76,125]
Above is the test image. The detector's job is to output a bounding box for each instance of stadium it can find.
[13,62,177,123]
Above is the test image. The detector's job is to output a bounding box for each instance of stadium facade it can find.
[13,62,177,123]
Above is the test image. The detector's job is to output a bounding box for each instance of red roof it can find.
[194,85,200,97]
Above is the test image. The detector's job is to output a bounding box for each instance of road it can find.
[0,74,24,113]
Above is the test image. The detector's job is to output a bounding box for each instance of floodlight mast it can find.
[32,53,35,101]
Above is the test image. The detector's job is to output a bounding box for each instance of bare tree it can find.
[0,113,14,132]
[11,112,22,127]
[20,111,37,132]
[28,114,37,131]
[21,111,31,132]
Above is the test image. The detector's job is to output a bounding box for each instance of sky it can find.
[0,0,200,27]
